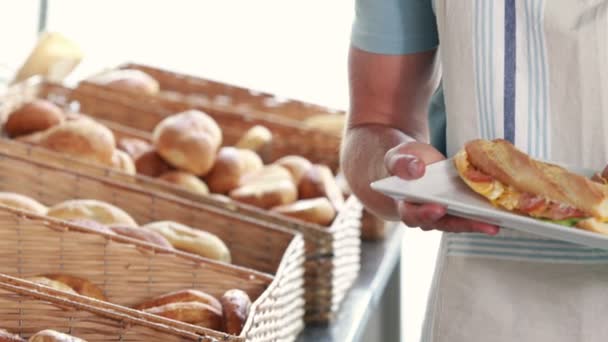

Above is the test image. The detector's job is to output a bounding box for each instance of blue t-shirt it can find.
[351,0,446,155]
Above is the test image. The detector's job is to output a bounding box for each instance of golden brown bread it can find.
[143,302,222,329]
[234,125,272,152]
[39,274,106,301]
[111,149,136,175]
[28,330,86,342]
[220,289,251,335]
[271,197,336,226]
[0,329,25,342]
[298,165,344,210]
[108,225,174,249]
[464,139,608,220]
[135,289,222,312]
[47,199,137,227]
[158,171,209,195]
[230,179,297,209]
[117,137,151,159]
[26,276,78,295]
[4,99,64,138]
[87,69,159,95]
[0,192,47,215]
[134,149,173,177]
[142,221,231,262]
[37,118,116,167]
[302,114,345,136]
[205,147,263,194]
[238,165,293,186]
[153,110,222,176]
[273,155,313,185]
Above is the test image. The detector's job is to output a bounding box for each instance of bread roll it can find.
[273,155,312,185]
[135,289,222,312]
[271,197,336,226]
[205,147,263,194]
[47,199,137,227]
[87,69,159,96]
[0,329,25,342]
[234,125,272,152]
[142,221,231,263]
[111,150,136,175]
[37,118,116,167]
[28,330,86,342]
[229,179,297,209]
[67,219,115,235]
[302,114,345,136]
[153,110,222,176]
[143,302,222,329]
[134,149,172,177]
[26,276,78,295]
[158,171,209,195]
[108,225,174,249]
[117,137,151,159]
[298,165,344,210]
[221,289,251,335]
[239,165,293,187]
[4,99,64,138]
[0,192,47,215]
[40,274,106,301]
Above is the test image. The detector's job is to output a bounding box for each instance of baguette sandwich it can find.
[454,139,608,234]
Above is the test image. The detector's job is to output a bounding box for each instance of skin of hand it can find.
[341,46,499,235]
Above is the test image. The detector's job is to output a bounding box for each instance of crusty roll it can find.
[229,179,297,209]
[158,171,209,195]
[47,199,137,227]
[273,155,313,185]
[153,110,222,176]
[298,165,344,210]
[204,147,263,194]
[134,149,173,177]
[143,302,222,329]
[142,221,231,263]
[0,329,25,342]
[234,125,272,152]
[40,274,106,301]
[220,289,251,335]
[4,99,64,138]
[67,219,115,235]
[135,289,222,312]
[37,118,116,167]
[0,192,47,215]
[111,149,136,175]
[117,137,151,159]
[28,329,86,342]
[108,225,174,249]
[26,276,78,295]
[271,197,336,226]
[239,165,293,187]
[87,69,159,95]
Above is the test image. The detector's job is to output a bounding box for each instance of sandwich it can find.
[454,139,608,234]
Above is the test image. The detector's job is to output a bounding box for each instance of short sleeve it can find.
[351,0,439,55]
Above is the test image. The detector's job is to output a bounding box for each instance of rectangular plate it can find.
[371,159,608,250]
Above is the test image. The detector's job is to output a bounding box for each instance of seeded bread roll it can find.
[271,197,336,226]
[4,99,64,138]
[87,69,159,95]
[0,192,47,215]
[134,149,172,177]
[158,171,209,195]
[47,199,137,228]
[153,110,222,176]
[205,147,263,194]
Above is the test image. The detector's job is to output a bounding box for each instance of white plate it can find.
[371,159,608,250]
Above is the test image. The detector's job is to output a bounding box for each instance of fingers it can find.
[399,201,499,235]
[384,141,446,180]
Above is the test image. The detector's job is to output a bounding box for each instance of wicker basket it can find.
[0,274,216,341]
[0,205,294,342]
[0,79,362,323]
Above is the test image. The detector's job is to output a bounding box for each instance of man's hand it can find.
[385,141,499,235]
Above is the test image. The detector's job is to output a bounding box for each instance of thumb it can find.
[385,142,445,180]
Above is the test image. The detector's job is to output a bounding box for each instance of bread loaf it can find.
[111,149,136,175]
[143,302,222,329]
[37,118,116,167]
[87,69,159,96]
[0,192,47,215]
[0,329,25,342]
[142,221,231,263]
[234,125,272,152]
[135,289,221,312]
[39,274,106,301]
[205,147,263,194]
[47,199,137,227]
[153,110,222,176]
[108,225,173,249]
[271,197,336,226]
[134,149,172,177]
[158,171,209,195]
[298,165,344,210]
[28,329,86,342]
[273,155,312,185]
[220,289,251,335]
[117,137,151,159]
[4,99,64,138]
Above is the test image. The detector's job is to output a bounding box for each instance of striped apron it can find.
[423,1,608,341]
